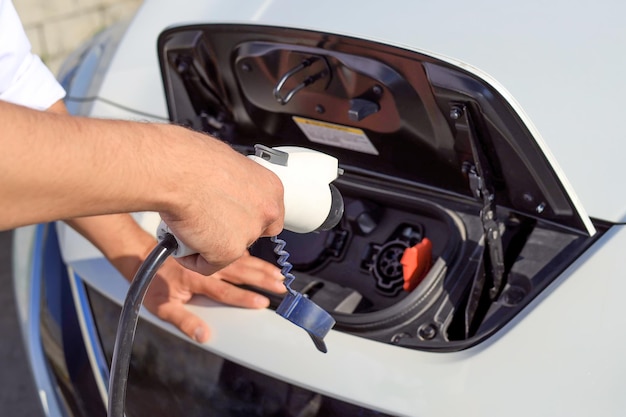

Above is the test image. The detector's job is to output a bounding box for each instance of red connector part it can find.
[400,238,433,292]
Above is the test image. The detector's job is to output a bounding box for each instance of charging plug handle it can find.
[159,145,344,257]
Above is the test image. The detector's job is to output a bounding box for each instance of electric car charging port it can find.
[249,173,594,350]
[158,24,601,351]
[362,223,430,297]
[249,179,476,343]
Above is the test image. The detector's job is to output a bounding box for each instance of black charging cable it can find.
[107,233,178,417]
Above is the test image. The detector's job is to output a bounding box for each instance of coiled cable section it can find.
[270,235,297,295]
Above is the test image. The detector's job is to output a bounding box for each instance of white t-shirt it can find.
[0,0,66,110]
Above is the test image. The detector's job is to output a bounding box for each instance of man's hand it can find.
[141,251,285,343]
[66,213,285,343]
[157,129,285,276]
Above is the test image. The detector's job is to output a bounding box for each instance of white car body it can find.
[14,1,626,416]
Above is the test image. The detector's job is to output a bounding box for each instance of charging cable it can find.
[107,233,177,417]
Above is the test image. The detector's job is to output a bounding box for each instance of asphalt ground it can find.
[0,230,44,417]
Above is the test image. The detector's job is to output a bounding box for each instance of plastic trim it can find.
[24,224,67,417]
[68,269,110,407]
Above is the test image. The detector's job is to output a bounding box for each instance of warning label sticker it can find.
[293,116,379,156]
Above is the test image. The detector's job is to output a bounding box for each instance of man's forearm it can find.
[65,214,157,272]
[2,99,284,275]
[0,100,178,228]
[65,215,149,256]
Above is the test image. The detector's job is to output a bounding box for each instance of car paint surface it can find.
[69,223,626,417]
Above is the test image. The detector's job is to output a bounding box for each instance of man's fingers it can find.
[215,255,286,293]
[191,276,271,309]
[262,218,285,239]
[152,302,211,343]
[175,254,222,276]
[144,253,284,344]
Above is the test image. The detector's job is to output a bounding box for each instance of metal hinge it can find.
[451,104,506,337]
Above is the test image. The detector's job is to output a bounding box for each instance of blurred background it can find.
[1,1,143,415]
[14,0,143,74]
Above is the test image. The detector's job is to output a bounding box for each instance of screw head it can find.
[175,59,189,73]
[417,323,437,340]
[450,107,463,120]
[315,104,325,114]
[536,202,546,214]
[502,286,526,306]
[391,332,411,344]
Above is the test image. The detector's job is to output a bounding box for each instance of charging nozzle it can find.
[317,183,344,231]
[159,145,345,258]
[249,145,344,234]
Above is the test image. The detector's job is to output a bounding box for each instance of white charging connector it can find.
[158,145,344,256]
[248,145,344,233]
